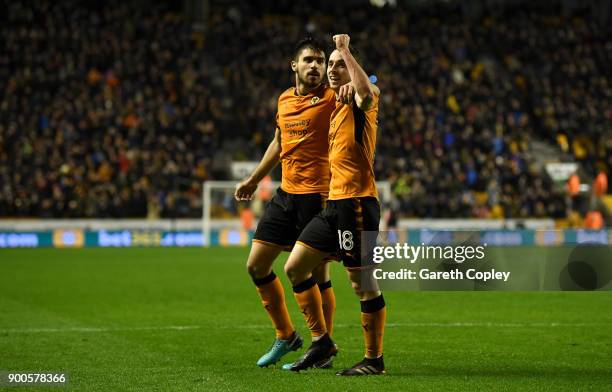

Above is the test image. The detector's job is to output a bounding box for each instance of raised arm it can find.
[333,34,379,110]
[234,128,281,200]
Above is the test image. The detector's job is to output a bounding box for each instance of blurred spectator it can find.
[0,0,609,219]
[239,204,255,231]
[584,210,604,229]
[593,171,608,198]
[567,173,581,196]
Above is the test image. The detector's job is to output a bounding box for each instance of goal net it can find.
[202,180,392,246]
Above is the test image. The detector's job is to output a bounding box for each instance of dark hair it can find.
[329,43,366,71]
[293,36,328,61]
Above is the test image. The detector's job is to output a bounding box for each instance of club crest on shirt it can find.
[310,96,320,105]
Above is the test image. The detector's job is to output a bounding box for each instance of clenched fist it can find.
[333,34,350,50]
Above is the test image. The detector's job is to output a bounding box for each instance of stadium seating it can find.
[1,1,609,218]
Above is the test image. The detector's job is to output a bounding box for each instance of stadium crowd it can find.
[0,1,610,219]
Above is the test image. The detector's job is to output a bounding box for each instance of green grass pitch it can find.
[1,247,611,391]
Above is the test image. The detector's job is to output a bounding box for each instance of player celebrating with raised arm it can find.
[284,34,387,376]
[234,37,352,368]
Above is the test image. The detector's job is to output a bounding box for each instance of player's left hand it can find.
[333,34,350,50]
[337,83,354,104]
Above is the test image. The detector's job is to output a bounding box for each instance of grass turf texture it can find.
[0,247,610,391]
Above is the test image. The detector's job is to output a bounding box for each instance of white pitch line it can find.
[0,322,606,334]
[382,322,608,328]
[0,325,203,334]
[234,322,608,329]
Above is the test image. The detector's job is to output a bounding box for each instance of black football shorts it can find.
[253,187,325,251]
[297,197,380,268]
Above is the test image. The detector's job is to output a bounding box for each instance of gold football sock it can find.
[293,277,327,338]
[319,281,336,337]
[253,271,294,340]
[360,295,386,358]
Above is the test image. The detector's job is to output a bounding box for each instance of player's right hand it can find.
[234,180,258,201]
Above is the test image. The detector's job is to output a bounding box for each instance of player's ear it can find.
[291,60,297,72]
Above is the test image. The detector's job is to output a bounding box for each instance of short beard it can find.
[297,73,321,90]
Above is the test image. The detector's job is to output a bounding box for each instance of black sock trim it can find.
[318,280,332,291]
[292,277,316,293]
[360,294,385,313]
[253,271,277,287]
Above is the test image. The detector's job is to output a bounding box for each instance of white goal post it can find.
[202,181,392,246]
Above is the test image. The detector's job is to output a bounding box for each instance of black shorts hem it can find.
[295,240,331,255]
[251,238,293,252]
